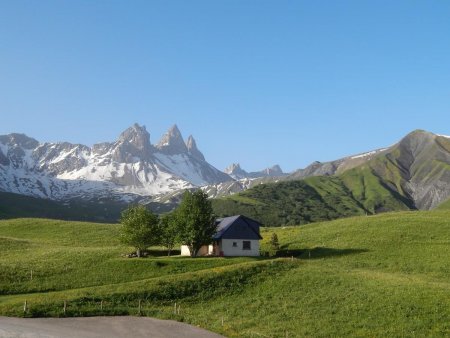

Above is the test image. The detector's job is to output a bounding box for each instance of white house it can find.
[181,215,263,257]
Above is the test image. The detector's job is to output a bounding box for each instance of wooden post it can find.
[221,316,224,326]
[100,300,103,311]
[23,300,27,314]
[177,304,180,315]
[138,300,142,315]
[174,302,177,315]
[63,300,67,315]
[308,250,311,259]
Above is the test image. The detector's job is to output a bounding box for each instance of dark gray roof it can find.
[213,215,262,240]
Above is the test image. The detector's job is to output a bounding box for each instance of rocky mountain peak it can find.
[397,129,436,159]
[0,133,39,149]
[260,164,284,176]
[113,123,153,162]
[118,124,151,148]
[224,163,249,179]
[186,135,205,161]
[156,124,188,155]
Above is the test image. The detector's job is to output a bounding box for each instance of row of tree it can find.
[119,190,217,257]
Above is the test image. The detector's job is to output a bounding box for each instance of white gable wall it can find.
[180,245,213,256]
[219,239,260,257]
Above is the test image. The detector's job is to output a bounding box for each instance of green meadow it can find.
[0,211,449,337]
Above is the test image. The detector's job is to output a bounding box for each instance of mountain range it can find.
[1,126,450,224]
[0,124,279,203]
[213,130,450,225]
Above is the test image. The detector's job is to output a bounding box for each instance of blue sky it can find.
[1,1,450,172]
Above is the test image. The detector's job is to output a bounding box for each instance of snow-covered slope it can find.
[0,124,232,201]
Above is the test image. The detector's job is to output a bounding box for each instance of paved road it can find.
[0,316,224,338]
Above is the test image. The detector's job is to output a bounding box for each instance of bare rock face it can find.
[0,133,39,149]
[225,163,249,179]
[261,165,284,176]
[386,130,450,209]
[156,125,188,155]
[0,149,9,166]
[186,135,205,162]
[112,124,153,162]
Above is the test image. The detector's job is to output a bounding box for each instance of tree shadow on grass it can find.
[126,249,181,258]
[275,246,368,259]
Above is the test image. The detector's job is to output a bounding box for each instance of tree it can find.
[269,233,280,250]
[175,190,216,257]
[268,233,280,257]
[159,213,179,256]
[119,205,160,257]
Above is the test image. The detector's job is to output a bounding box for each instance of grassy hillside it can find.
[0,191,172,222]
[212,173,412,226]
[0,192,126,222]
[0,212,449,336]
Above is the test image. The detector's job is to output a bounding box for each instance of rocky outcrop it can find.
[156,125,188,155]
[186,135,205,162]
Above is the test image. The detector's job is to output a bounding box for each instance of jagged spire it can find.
[113,123,153,162]
[118,123,151,148]
[263,164,283,176]
[224,163,249,179]
[156,124,188,155]
[186,135,205,161]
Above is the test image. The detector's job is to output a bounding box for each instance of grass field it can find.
[0,212,449,337]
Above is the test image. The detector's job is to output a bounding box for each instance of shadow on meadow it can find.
[273,246,368,259]
[125,249,182,258]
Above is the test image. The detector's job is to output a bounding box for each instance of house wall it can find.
[180,245,213,256]
[219,239,260,257]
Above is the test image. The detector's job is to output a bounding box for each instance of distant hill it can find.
[214,130,450,226]
[0,191,173,222]
[212,175,410,226]
[289,130,450,210]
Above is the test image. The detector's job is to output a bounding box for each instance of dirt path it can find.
[0,316,224,338]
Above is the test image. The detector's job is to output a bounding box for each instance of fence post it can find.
[23,300,27,314]
[138,300,142,315]
[174,302,177,315]
[63,300,67,315]
[100,300,103,311]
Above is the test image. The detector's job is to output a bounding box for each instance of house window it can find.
[232,242,238,247]
[243,241,251,250]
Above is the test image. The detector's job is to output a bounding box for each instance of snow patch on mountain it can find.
[0,124,232,202]
[350,148,387,159]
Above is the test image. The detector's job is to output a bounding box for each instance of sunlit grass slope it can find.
[1,212,449,337]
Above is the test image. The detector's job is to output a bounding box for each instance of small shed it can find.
[180,215,263,257]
